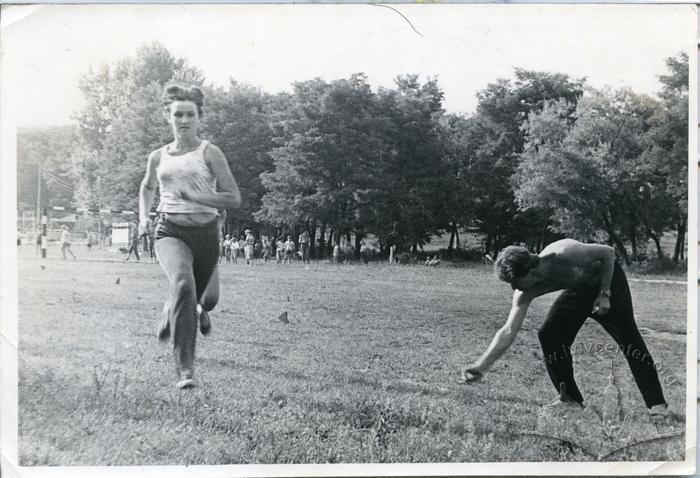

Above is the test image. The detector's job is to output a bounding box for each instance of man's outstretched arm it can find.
[462,291,531,381]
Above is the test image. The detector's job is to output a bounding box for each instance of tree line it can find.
[17,42,688,263]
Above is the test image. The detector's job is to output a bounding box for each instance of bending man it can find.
[462,239,669,417]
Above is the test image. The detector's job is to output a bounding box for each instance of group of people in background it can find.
[219,229,256,265]
[31,222,383,266]
[219,231,317,265]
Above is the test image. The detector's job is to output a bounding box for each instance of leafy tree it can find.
[436,114,475,250]
[200,82,276,236]
[516,55,687,263]
[641,53,688,262]
[258,74,388,256]
[466,69,585,255]
[74,42,202,211]
[576,88,664,260]
[258,74,452,256]
[516,86,674,263]
[515,99,613,244]
[371,75,451,252]
[17,126,78,217]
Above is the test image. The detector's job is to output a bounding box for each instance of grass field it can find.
[17,244,687,465]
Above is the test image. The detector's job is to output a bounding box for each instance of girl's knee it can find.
[172,277,196,297]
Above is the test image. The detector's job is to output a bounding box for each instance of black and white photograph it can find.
[0,3,696,475]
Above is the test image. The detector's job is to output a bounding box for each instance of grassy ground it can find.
[17,244,687,465]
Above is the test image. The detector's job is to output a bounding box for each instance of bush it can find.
[395,246,485,265]
[437,246,485,262]
[627,256,686,276]
[396,252,416,264]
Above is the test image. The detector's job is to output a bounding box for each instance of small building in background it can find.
[111,222,131,245]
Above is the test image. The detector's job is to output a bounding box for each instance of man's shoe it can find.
[649,403,670,418]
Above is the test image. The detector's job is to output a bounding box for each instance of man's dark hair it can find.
[495,246,540,283]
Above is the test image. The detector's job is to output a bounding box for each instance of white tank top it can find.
[156,140,219,215]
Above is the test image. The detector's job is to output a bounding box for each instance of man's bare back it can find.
[519,239,614,297]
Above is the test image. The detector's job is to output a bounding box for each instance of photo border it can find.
[1,3,697,476]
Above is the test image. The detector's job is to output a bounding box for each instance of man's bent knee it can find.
[538,325,558,348]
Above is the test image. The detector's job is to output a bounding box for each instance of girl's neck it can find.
[171,134,201,152]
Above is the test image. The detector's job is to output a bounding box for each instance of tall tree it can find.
[371,75,451,252]
[641,53,688,262]
[17,126,78,215]
[515,86,672,263]
[258,74,388,254]
[73,42,202,211]
[466,69,584,255]
[201,82,276,235]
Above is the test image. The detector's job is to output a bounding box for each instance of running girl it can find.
[139,84,241,389]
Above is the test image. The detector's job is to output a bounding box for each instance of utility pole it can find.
[96,176,102,249]
[41,207,47,259]
[36,163,42,233]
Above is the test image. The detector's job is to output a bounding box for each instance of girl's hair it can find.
[162,84,204,117]
[495,245,540,284]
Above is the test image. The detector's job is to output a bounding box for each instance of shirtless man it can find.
[462,239,669,417]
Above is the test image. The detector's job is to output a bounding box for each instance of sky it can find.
[1,3,695,127]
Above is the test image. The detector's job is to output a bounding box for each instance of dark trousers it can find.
[538,262,666,408]
[127,241,140,260]
[154,215,219,374]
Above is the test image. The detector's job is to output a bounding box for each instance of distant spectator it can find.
[360,242,369,264]
[276,239,284,264]
[35,232,42,257]
[262,238,271,263]
[244,229,255,266]
[60,225,76,260]
[238,237,245,262]
[332,241,341,264]
[231,236,240,264]
[299,230,311,264]
[86,231,94,251]
[283,235,296,264]
[141,227,149,254]
[124,225,140,261]
[223,234,233,263]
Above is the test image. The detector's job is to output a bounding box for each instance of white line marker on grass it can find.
[628,278,686,285]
